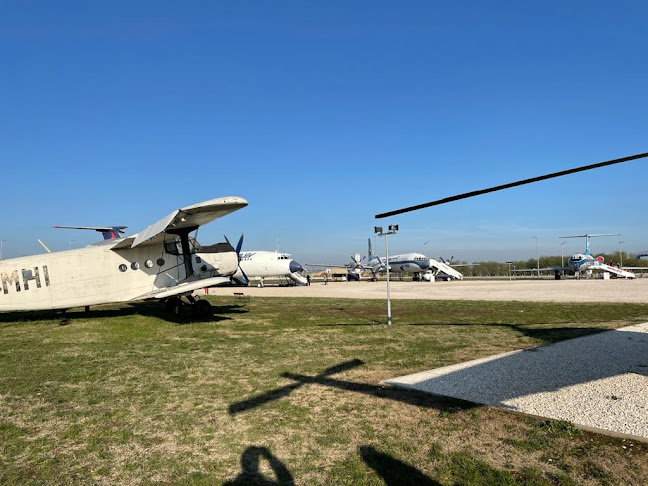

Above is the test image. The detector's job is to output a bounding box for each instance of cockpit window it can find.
[164,241,181,256]
[164,237,199,256]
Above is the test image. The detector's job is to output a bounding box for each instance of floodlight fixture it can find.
[374,226,383,234]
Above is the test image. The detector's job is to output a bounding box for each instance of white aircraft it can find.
[557,234,636,279]
[0,197,248,316]
[223,234,306,287]
[308,239,430,281]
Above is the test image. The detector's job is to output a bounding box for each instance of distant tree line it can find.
[457,252,648,277]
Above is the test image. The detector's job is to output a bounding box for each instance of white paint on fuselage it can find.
[235,251,302,280]
[0,242,238,312]
[369,252,430,274]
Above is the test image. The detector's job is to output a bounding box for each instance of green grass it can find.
[0,298,647,485]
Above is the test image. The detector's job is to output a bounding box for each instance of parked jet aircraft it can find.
[0,197,248,316]
[224,234,306,287]
[510,234,636,279]
[557,234,636,279]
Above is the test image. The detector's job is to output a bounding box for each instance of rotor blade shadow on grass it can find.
[359,445,441,486]
[228,359,364,415]
[228,358,475,415]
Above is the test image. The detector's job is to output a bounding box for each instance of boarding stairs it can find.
[427,258,464,280]
[289,272,308,285]
[598,264,636,279]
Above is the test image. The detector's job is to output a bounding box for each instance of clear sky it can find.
[2,2,647,264]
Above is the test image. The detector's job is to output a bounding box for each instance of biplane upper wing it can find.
[111,196,248,250]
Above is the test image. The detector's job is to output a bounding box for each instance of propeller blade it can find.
[232,266,250,286]
[224,234,232,247]
[236,233,244,255]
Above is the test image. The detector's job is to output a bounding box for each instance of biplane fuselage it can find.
[0,196,247,313]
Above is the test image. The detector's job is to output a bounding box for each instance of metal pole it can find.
[532,236,539,278]
[0,240,4,260]
[423,241,428,257]
[619,241,624,268]
[561,241,566,268]
[385,233,392,326]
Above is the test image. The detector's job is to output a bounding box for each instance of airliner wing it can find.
[305,263,353,269]
[511,266,568,272]
[110,197,248,250]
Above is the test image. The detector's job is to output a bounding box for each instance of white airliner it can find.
[308,239,430,280]
[558,234,636,279]
[368,240,430,277]
[224,235,306,287]
[516,234,637,279]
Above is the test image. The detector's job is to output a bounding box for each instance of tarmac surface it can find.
[204,277,648,303]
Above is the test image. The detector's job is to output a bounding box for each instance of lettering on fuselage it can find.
[1,265,50,295]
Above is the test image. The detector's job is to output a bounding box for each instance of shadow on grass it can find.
[360,445,441,486]
[228,359,474,415]
[408,322,610,344]
[0,301,248,325]
[317,322,385,327]
[311,305,386,326]
[224,446,294,486]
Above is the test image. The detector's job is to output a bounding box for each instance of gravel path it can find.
[383,323,648,440]
[204,278,648,303]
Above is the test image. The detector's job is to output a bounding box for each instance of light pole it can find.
[619,241,624,268]
[423,241,429,257]
[0,240,5,260]
[532,235,539,278]
[68,240,75,251]
[505,261,513,281]
[560,241,566,268]
[375,224,398,326]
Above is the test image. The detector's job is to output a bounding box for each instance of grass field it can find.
[1,297,647,485]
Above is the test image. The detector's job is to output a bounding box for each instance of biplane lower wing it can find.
[135,276,232,300]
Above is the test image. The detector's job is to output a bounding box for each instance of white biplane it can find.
[0,196,248,316]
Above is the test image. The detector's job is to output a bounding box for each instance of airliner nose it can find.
[420,260,430,270]
[290,261,304,273]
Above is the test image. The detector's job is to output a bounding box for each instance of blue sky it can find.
[1,2,647,263]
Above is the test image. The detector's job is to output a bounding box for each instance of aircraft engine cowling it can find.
[195,242,239,278]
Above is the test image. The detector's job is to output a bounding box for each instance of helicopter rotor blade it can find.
[375,152,648,219]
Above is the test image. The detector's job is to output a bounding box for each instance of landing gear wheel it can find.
[165,298,183,316]
[193,299,212,318]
